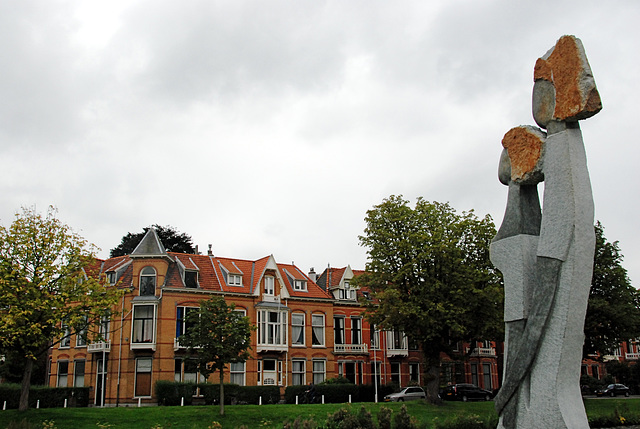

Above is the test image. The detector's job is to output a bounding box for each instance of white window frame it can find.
[293,279,306,291]
[60,323,71,348]
[134,357,153,398]
[351,317,362,345]
[334,316,345,345]
[264,276,274,295]
[230,361,246,386]
[257,309,288,350]
[139,266,157,296]
[74,360,85,387]
[292,359,306,386]
[312,359,326,385]
[131,304,157,349]
[291,313,305,346]
[311,314,325,347]
[228,274,242,286]
[57,360,69,387]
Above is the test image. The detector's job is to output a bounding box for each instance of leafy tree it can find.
[0,207,122,410]
[583,221,640,357]
[179,296,254,416]
[354,196,502,403]
[110,224,195,257]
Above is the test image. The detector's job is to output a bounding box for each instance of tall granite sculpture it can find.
[491,35,602,429]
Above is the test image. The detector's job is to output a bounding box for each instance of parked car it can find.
[442,384,493,402]
[384,386,426,402]
[597,384,631,397]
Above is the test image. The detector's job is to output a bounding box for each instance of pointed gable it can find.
[131,228,169,258]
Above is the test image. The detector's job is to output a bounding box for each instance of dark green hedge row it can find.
[0,384,90,409]
[284,383,399,404]
[155,382,281,406]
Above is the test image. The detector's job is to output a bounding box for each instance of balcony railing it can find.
[334,344,368,354]
[467,347,497,357]
[386,347,409,357]
[87,341,111,353]
[130,340,156,351]
[625,352,639,360]
[257,343,288,353]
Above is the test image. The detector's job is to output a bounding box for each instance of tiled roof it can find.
[279,263,332,300]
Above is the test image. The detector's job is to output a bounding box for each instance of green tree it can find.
[110,224,195,257]
[179,296,254,416]
[354,196,502,403]
[0,207,122,410]
[583,221,640,357]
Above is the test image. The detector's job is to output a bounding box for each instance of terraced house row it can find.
[46,228,501,406]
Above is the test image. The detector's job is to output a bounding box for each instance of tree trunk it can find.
[218,367,225,416]
[421,347,442,405]
[19,359,34,411]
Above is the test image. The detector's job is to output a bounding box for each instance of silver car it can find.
[384,386,426,402]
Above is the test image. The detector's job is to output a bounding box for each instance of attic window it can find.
[228,274,242,286]
[140,267,156,296]
[184,271,198,288]
[293,280,306,291]
[106,271,117,285]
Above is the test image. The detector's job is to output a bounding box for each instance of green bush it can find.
[0,384,89,409]
[198,383,280,405]
[155,381,197,406]
[432,413,498,429]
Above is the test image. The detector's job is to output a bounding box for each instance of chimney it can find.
[195,245,199,255]
[308,267,317,282]
[208,244,213,256]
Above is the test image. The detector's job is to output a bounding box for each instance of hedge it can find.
[0,384,90,409]
[285,383,400,404]
[155,382,281,406]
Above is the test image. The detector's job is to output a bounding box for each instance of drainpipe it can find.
[116,294,126,406]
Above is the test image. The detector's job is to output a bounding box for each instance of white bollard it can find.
[37,400,40,409]
[64,398,67,408]
[138,397,141,407]
[296,395,299,405]
[322,395,325,404]
[181,397,184,406]
[348,394,352,403]
[3,400,6,410]
[259,396,262,405]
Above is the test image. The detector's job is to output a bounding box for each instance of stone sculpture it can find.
[491,35,602,429]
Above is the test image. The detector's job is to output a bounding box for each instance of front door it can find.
[95,359,106,406]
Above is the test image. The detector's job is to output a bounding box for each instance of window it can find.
[106,271,117,285]
[471,363,479,387]
[74,360,85,387]
[60,323,71,348]
[176,307,198,338]
[228,274,242,286]
[409,362,420,383]
[257,310,287,348]
[264,276,274,295]
[292,359,305,385]
[174,359,205,388]
[261,359,278,385]
[230,362,246,386]
[132,305,155,344]
[370,325,379,350]
[140,267,156,296]
[135,358,152,397]
[184,271,198,288]
[339,282,356,300]
[334,317,345,345]
[293,279,306,291]
[291,313,305,346]
[57,361,69,387]
[99,315,110,340]
[351,317,362,345]
[483,363,492,390]
[75,316,87,347]
[312,360,326,385]
[390,362,401,385]
[312,314,324,346]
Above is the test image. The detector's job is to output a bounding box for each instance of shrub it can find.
[198,383,279,405]
[393,404,418,429]
[155,381,197,406]
[432,413,499,429]
[0,384,90,409]
[377,406,392,429]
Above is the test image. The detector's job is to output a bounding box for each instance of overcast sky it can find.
[1,0,638,286]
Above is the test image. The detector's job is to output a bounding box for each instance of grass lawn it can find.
[0,398,637,429]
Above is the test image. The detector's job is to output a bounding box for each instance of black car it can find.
[597,383,631,397]
[442,384,493,402]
